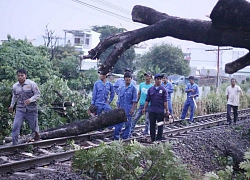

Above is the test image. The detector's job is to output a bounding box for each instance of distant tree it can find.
[139,43,190,76]
[43,24,60,61]
[92,25,136,74]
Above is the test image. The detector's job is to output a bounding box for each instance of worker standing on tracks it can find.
[9,68,41,145]
[180,76,199,123]
[161,75,174,115]
[114,72,137,140]
[113,68,136,106]
[91,71,114,115]
[226,78,243,125]
[131,72,153,136]
[142,74,169,142]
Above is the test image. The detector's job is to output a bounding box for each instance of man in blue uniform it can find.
[131,72,153,135]
[9,68,41,145]
[180,76,199,122]
[91,72,114,115]
[143,74,169,142]
[114,72,137,140]
[113,68,136,95]
[161,75,174,115]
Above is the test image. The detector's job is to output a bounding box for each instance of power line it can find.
[87,0,131,15]
[71,0,133,23]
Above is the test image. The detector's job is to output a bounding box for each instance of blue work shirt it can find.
[91,80,114,105]
[161,82,174,101]
[118,84,137,116]
[185,83,199,100]
[113,78,136,95]
[146,86,168,113]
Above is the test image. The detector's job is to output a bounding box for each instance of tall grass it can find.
[172,83,250,119]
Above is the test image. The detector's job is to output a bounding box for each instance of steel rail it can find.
[0,108,250,175]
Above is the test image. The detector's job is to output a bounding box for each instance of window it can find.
[74,38,80,44]
[85,38,90,45]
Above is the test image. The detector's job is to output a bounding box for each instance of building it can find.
[63,29,100,55]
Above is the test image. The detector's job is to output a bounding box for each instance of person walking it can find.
[131,72,153,135]
[142,74,169,142]
[91,72,114,115]
[226,78,243,125]
[161,75,174,115]
[114,72,137,140]
[180,76,199,122]
[9,68,41,145]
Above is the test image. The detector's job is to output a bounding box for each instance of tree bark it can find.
[223,142,245,170]
[5,108,126,143]
[83,0,250,74]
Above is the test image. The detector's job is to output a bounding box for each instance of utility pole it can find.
[205,47,232,92]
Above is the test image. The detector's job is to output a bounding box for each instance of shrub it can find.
[72,141,191,180]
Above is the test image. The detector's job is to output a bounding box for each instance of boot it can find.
[33,132,40,141]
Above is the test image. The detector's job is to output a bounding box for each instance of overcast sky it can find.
[1,0,249,72]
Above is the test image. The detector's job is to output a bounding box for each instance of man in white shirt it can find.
[225,78,243,125]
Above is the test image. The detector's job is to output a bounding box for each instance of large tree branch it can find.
[83,0,250,74]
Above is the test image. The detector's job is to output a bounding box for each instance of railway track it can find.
[1,108,250,177]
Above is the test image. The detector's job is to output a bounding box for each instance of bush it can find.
[72,141,191,180]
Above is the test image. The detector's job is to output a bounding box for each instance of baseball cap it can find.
[144,72,152,77]
[124,72,132,78]
[154,73,163,79]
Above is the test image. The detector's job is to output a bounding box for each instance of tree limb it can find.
[83,0,250,74]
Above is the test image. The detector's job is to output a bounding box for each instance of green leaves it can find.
[72,141,191,180]
[138,43,190,76]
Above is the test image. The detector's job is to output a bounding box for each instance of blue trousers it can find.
[114,115,132,140]
[96,103,112,115]
[168,100,173,115]
[131,105,150,135]
[180,99,195,121]
[12,110,39,145]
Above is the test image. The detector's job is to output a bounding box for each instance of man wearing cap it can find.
[114,72,137,140]
[131,72,153,135]
[113,68,136,96]
[161,75,174,115]
[180,76,199,122]
[91,72,114,115]
[142,74,169,142]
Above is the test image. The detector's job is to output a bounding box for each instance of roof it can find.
[80,59,98,70]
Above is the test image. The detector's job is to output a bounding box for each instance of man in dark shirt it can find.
[142,74,169,142]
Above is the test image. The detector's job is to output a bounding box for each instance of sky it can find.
[1,0,249,73]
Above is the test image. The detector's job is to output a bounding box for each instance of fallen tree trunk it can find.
[83,0,250,75]
[224,142,245,170]
[5,108,126,143]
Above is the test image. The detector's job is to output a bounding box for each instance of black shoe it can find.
[226,122,232,125]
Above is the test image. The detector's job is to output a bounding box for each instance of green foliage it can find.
[204,166,234,180]
[205,149,250,180]
[38,76,90,129]
[0,80,13,140]
[240,150,250,178]
[138,43,190,76]
[136,69,147,84]
[0,36,57,84]
[72,141,191,180]
[0,36,95,137]
[92,25,136,74]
